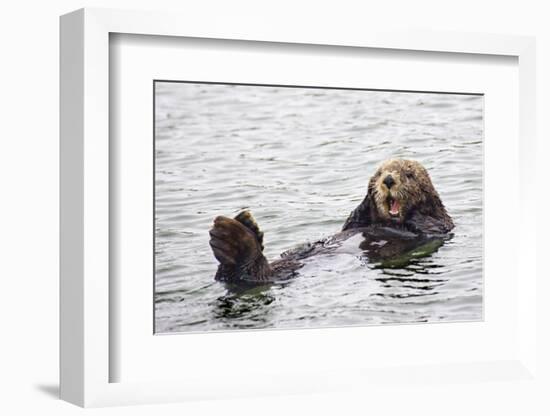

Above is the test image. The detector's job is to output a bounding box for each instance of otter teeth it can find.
[388,198,400,216]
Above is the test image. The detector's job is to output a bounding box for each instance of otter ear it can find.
[342,192,373,231]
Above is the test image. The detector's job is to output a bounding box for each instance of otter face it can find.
[369,159,436,223]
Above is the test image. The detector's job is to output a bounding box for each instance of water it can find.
[154,81,483,334]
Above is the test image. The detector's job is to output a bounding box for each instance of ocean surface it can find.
[154,82,483,334]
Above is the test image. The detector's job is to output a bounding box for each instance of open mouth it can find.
[387,196,401,217]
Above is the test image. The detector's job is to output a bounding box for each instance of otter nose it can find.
[383,175,395,189]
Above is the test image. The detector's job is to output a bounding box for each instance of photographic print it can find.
[154,81,483,334]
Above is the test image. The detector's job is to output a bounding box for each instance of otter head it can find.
[369,159,437,224]
[342,158,454,233]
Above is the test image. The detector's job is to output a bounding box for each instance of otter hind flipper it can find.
[234,210,264,251]
[209,216,261,266]
[209,215,271,282]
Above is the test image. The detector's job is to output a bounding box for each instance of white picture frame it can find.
[60,7,538,408]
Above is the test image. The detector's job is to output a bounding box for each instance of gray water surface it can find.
[154,82,483,334]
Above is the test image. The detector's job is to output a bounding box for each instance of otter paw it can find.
[209,216,263,267]
[234,210,264,250]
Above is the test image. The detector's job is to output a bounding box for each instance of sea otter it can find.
[209,159,454,283]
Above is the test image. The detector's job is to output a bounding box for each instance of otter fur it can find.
[209,159,454,283]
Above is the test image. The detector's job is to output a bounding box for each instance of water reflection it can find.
[215,283,277,322]
[211,230,450,322]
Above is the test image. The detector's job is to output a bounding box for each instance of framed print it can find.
[60,8,538,407]
[152,81,483,335]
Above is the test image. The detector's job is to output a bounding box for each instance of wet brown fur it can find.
[342,159,454,233]
[209,159,453,282]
